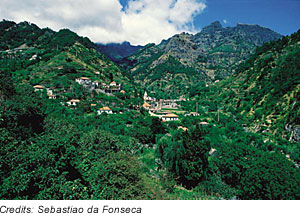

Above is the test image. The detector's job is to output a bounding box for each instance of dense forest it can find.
[1,20,300,200]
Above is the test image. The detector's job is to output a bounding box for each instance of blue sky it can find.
[120,0,300,36]
[193,0,300,36]
[1,0,299,44]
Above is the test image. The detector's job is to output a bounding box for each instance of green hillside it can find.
[1,20,300,200]
[209,29,300,143]
[121,21,282,98]
[173,30,300,199]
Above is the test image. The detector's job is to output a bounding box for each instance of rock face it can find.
[121,21,282,98]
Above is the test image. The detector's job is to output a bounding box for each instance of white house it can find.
[178,126,188,131]
[46,87,57,96]
[185,112,200,117]
[67,99,80,106]
[29,54,38,61]
[97,107,113,115]
[92,81,100,89]
[48,94,57,99]
[209,148,217,156]
[190,112,200,116]
[103,82,121,93]
[199,122,209,125]
[110,81,117,87]
[75,77,91,85]
[162,113,179,121]
[33,85,45,92]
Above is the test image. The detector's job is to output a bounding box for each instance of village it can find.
[32,76,201,122]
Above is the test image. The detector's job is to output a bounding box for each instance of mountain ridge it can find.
[0,20,141,105]
[96,41,143,62]
[120,21,282,98]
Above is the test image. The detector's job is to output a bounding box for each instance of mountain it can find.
[96,41,143,62]
[2,19,300,201]
[0,20,162,200]
[0,20,139,103]
[196,29,300,143]
[121,21,282,98]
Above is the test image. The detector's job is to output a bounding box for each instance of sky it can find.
[0,0,299,45]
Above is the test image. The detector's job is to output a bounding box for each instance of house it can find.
[46,88,53,96]
[33,85,45,92]
[110,81,117,87]
[178,126,188,131]
[162,113,179,121]
[185,112,200,117]
[209,148,217,156]
[199,122,209,125]
[158,99,179,109]
[29,54,38,61]
[104,81,121,93]
[75,77,91,85]
[120,90,126,94]
[67,99,80,106]
[46,87,57,96]
[190,112,200,117]
[97,107,113,115]
[92,81,100,89]
[143,91,156,102]
[142,102,151,110]
[48,94,57,99]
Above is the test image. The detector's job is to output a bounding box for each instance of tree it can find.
[150,117,166,142]
[213,141,300,199]
[157,126,210,189]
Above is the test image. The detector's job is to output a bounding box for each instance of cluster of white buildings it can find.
[143,91,182,111]
[75,77,124,94]
[33,83,201,123]
[32,75,124,114]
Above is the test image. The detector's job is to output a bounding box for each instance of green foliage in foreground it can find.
[0,104,148,199]
[214,141,300,199]
[1,20,300,200]
[157,126,210,189]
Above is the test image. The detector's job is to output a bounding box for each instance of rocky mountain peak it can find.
[201,21,223,34]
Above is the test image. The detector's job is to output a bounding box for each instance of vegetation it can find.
[121,21,282,98]
[1,20,300,200]
[157,126,210,189]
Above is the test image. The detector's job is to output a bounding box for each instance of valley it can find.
[1,19,300,200]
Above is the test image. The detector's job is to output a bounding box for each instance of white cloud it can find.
[223,19,228,24]
[0,0,206,45]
